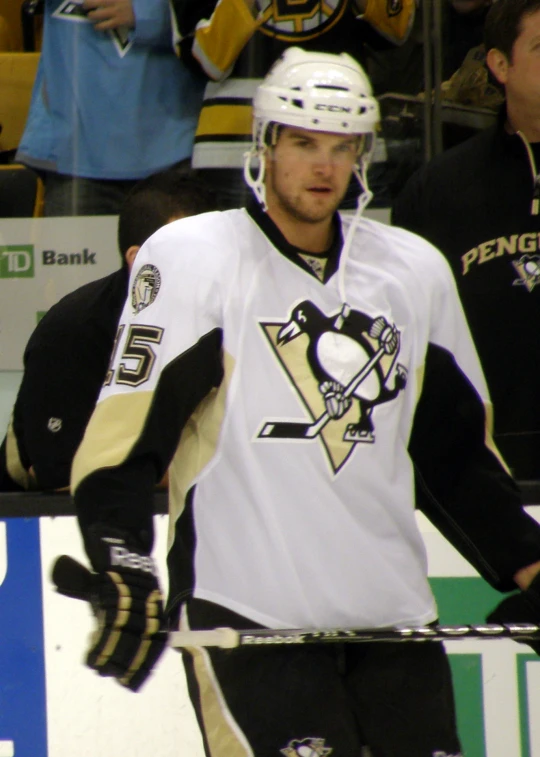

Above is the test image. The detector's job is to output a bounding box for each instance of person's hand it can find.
[52,530,167,692]
[82,0,135,31]
[487,572,540,656]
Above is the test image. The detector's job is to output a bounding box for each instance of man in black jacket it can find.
[393,0,540,480]
[0,169,219,491]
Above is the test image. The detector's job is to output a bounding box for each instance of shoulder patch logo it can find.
[257,300,407,474]
[132,264,161,313]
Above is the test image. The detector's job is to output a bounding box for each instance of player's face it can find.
[494,9,540,109]
[264,127,361,226]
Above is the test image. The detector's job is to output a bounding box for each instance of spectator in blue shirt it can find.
[17,0,205,216]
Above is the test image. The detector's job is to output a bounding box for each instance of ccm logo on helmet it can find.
[314,104,352,113]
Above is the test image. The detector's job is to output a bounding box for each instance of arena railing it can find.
[0,490,168,517]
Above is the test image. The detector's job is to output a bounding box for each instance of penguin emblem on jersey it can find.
[513,255,540,292]
[258,300,407,473]
[257,0,348,42]
[281,737,333,757]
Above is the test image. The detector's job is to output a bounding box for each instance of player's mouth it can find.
[307,185,333,194]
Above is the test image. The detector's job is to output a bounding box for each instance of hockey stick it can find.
[52,556,540,649]
[169,623,540,649]
[258,344,386,439]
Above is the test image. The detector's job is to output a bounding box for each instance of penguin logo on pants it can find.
[280,737,333,756]
[258,300,407,473]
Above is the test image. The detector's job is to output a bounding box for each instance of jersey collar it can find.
[246,200,343,284]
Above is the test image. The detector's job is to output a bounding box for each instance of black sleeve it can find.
[409,342,540,591]
[75,328,224,558]
[170,0,221,73]
[170,0,218,38]
[391,167,426,234]
[16,327,112,490]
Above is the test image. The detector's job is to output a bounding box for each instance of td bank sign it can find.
[0,245,34,278]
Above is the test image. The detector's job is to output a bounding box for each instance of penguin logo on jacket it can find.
[513,254,540,292]
[258,300,407,473]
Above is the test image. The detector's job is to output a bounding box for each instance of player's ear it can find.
[125,245,140,271]
[486,47,509,86]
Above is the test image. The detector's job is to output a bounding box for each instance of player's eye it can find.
[331,142,356,160]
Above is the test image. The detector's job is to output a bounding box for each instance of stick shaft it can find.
[258,346,386,439]
[169,623,540,649]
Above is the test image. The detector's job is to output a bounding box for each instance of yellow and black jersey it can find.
[73,204,540,630]
[171,0,416,169]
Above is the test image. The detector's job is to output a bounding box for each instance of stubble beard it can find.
[273,183,345,225]
[274,184,345,224]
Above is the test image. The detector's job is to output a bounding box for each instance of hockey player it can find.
[68,48,540,757]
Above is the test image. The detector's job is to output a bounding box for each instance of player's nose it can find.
[312,153,335,176]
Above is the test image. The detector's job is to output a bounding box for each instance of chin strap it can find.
[337,159,373,304]
[243,144,268,210]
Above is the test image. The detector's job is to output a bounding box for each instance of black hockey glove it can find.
[486,572,540,656]
[52,530,166,692]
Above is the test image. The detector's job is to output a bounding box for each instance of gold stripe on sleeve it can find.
[167,352,234,548]
[5,416,31,490]
[483,401,511,475]
[71,391,153,492]
[194,0,260,77]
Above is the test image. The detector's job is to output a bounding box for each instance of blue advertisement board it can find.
[0,520,47,757]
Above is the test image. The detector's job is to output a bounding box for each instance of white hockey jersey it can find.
[72,205,540,630]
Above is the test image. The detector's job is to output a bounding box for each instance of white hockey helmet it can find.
[244,47,380,209]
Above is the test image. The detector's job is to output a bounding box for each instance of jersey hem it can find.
[193,589,439,631]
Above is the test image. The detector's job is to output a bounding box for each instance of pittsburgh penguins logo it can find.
[257,0,348,42]
[281,737,333,757]
[131,264,161,313]
[257,300,407,474]
[513,255,540,292]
